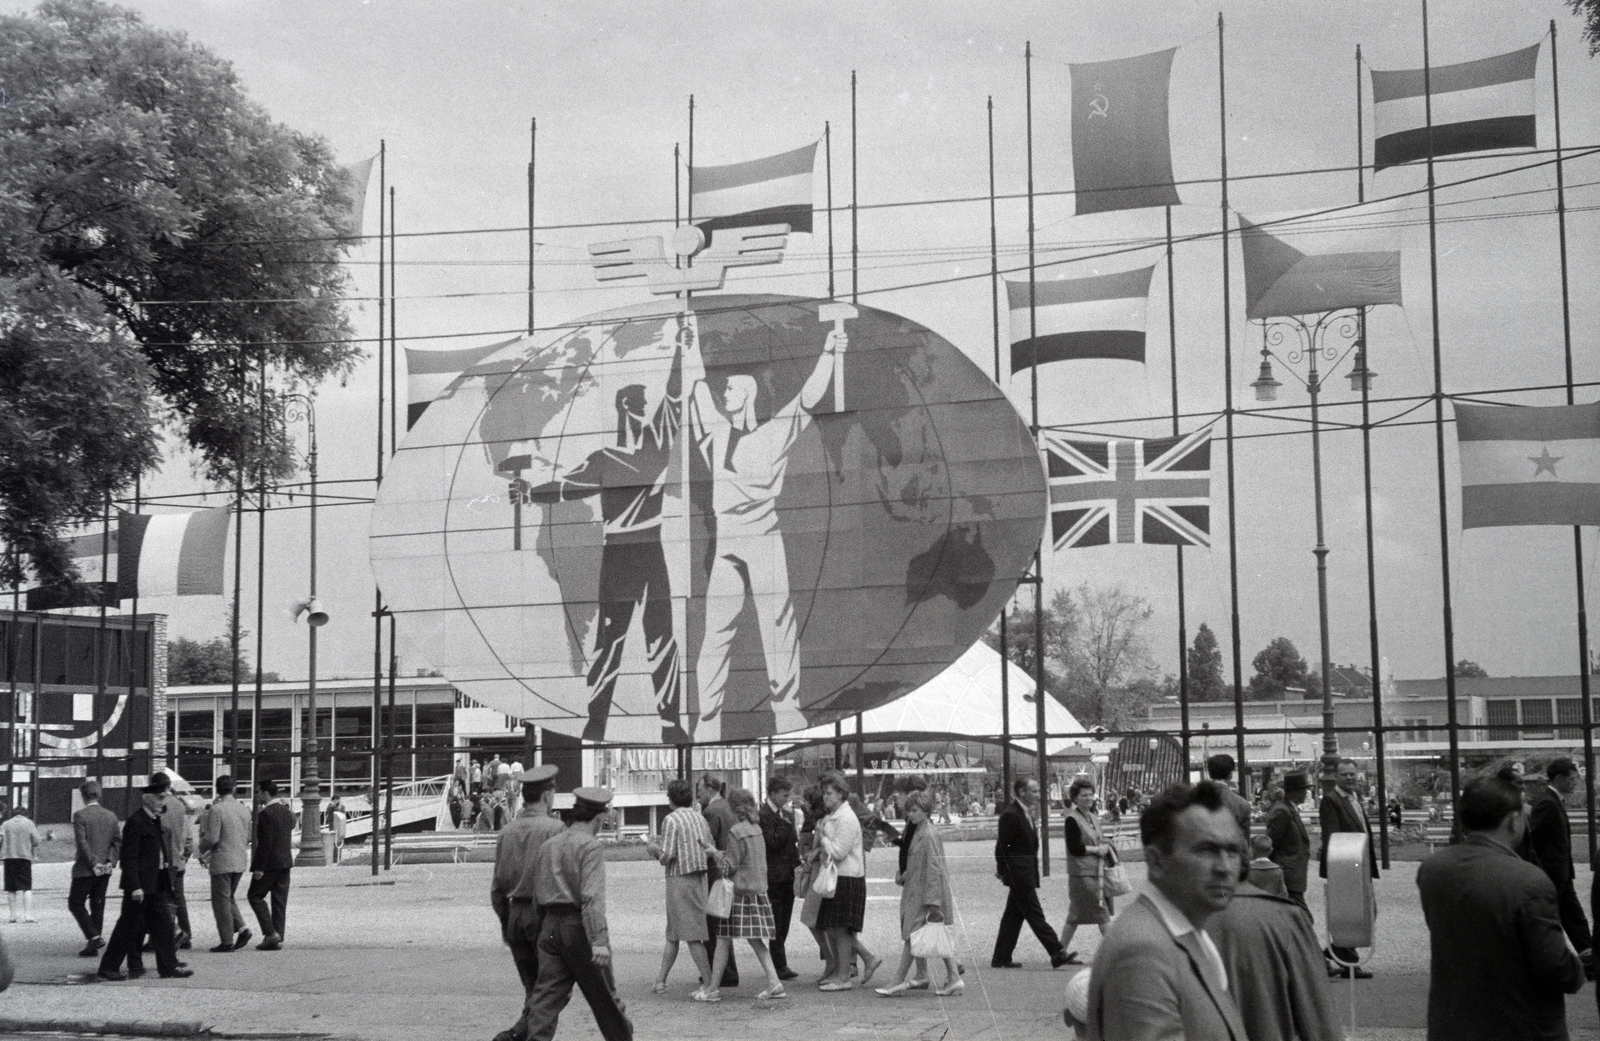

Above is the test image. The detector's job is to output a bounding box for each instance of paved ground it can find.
[2,836,1599,1040]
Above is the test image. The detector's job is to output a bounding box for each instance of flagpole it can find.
[1026,39,1051,877]
[370,138,386,878]
[851,71,858,304]
[231,354,245,784]
[1356,42,1392,869]
[989,94,1012,798]
[825,121,835,299]
[1218,13,1247,784]
[127,473,140,810]
[95,489,109,787]
[1421,0,1463,819]
[537,119,544,337]
[1550,19,1597,863]
[385,187,399,871]
[254,352,268,803]
[1167,206,1192,779]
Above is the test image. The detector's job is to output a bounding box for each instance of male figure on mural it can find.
[688,326,845,743]
[512,342,687,744]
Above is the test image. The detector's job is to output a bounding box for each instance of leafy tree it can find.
[1068,582,1157,730]
[1248,636,1310,700]
[0,0,361,588]
[1572,0,1600,55]
[1187,622,1227,702]
[984,596,1073,704]
[167,634,279,685]
[1454,659,1489,678]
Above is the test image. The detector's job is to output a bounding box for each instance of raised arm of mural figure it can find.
[796,329,845,414]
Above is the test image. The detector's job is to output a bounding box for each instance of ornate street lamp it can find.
[1249,310,1375,795]
[286,394,328,867]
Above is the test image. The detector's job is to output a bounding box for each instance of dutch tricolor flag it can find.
[1371,43,1539,171]
[1007,266,1155,374]
[691,141,818,235]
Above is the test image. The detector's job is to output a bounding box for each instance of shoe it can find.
[875,981,912,996]
[958,963,966,976]
[1328,965,1373,980]
[96,968,127,982]
[651,981,669,994]
[159,967,194,979]
[177,932,191,950]
[906,976,930,990]
[23,916,37,923]
[692,988,722,1002]
[79,942,103,958]
[819,979,855,992]
[990,960,1022,969]
[860,955,883,986]
[209,943,234,954]
[232,928,253,951]
[777,967,799,981]
[1051,950,1069,969]
[935,979,966,997]
[258,938,283,951]
[755,984,788,1000]
[127,966,148,979]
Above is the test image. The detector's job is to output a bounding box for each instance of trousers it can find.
[992,882,1062,963]
[694,532,803,743]
[767,879,795,972]
[100,887,179,975]
[68,874,110,941]
[171,869,191,937]
[523,906,632,1041]
[211,872,246,944]
[248,869,290,941]
[1555,879,1593,953]
[506,900,543,1036]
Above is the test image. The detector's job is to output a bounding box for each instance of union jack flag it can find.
[1043,427,1211,549]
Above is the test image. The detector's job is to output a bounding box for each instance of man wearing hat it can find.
[97,773,191,980]
[1265,772,1312,915]
[522,787,632,1041]
[491,764,565,1041]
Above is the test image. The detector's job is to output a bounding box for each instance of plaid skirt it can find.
[718,891,776,939]
[815,873,867,933]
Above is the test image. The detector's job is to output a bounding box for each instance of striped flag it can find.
[1044,428,1211,548]
[1370,44,1539,171]
[1070,49,1182,215]
[1455,401,1600,528]
[1008,267,1154,374]
[25,527,120,609]
[691,141,818,235]
[344,154,377,237]
[1238,208,1401,320]
[406,337,520,429]
[117,508,231,598]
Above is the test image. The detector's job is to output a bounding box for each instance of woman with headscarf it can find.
[875,789,962,996]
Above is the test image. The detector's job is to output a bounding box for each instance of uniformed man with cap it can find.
[523,787,632,1041]
[491,763,566,1041]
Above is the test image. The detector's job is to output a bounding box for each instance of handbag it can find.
[707,877,736,918]
[909,917,956,960]
[811,858,839,898]
[1102,846,1133,898]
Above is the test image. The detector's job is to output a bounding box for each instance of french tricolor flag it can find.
[691,141,818,235]
[1371,44,1539,171]
[116,508,232,599]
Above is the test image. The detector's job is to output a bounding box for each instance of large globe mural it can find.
[369,294,1047,744]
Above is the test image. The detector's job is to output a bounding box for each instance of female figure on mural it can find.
[1058,779,1111,963]
[688,328,845,743]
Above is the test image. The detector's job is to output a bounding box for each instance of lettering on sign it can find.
[616,746,760,773]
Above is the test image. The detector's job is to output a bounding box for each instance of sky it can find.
[9,0,1600,693]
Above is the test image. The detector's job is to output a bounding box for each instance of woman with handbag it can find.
[876,790,963,997]
[816,771,882,991]
[795,786,837,980]
[645,778,717,996]
[699,788,786,1002]
[1059,778,1111,962]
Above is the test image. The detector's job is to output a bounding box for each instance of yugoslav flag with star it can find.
[1455,401,1600,529]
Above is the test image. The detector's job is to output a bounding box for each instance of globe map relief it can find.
[369,294,1047,744]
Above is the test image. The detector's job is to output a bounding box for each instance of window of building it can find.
[1486,699,1517,741]
[1558,698,1585,740]
[1520,699,1554,740]
[415,703,455,778]
[177,710,215,786]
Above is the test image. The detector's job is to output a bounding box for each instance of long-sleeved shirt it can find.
[0,815,39,861]
[658,806,713,877]
[532,825,609,947]
[759,801,799,886]
[819,800,865,878]
[491,805,566,917]
[72,803,120,878]
[251,799,295,872]
[721,820,769,893]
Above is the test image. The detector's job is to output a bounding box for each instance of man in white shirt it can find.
[1085,781,1248,1041]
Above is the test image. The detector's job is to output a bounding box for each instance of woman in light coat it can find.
[875,790,961,996]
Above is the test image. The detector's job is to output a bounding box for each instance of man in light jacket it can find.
[198,774,252,953]
[71,780,120,957]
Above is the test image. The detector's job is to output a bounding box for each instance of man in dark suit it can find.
[1529,757,1592,962]
[1085,781,1249,1041]
[1206,754,1253,843]
[248,778,295,950]
[1418,775,1584,1041]
[1319,758,1377,978]
[991,777,1069,969]
[97,773,191,980]
[758,775,800,981]
[1266,772,1312,912]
